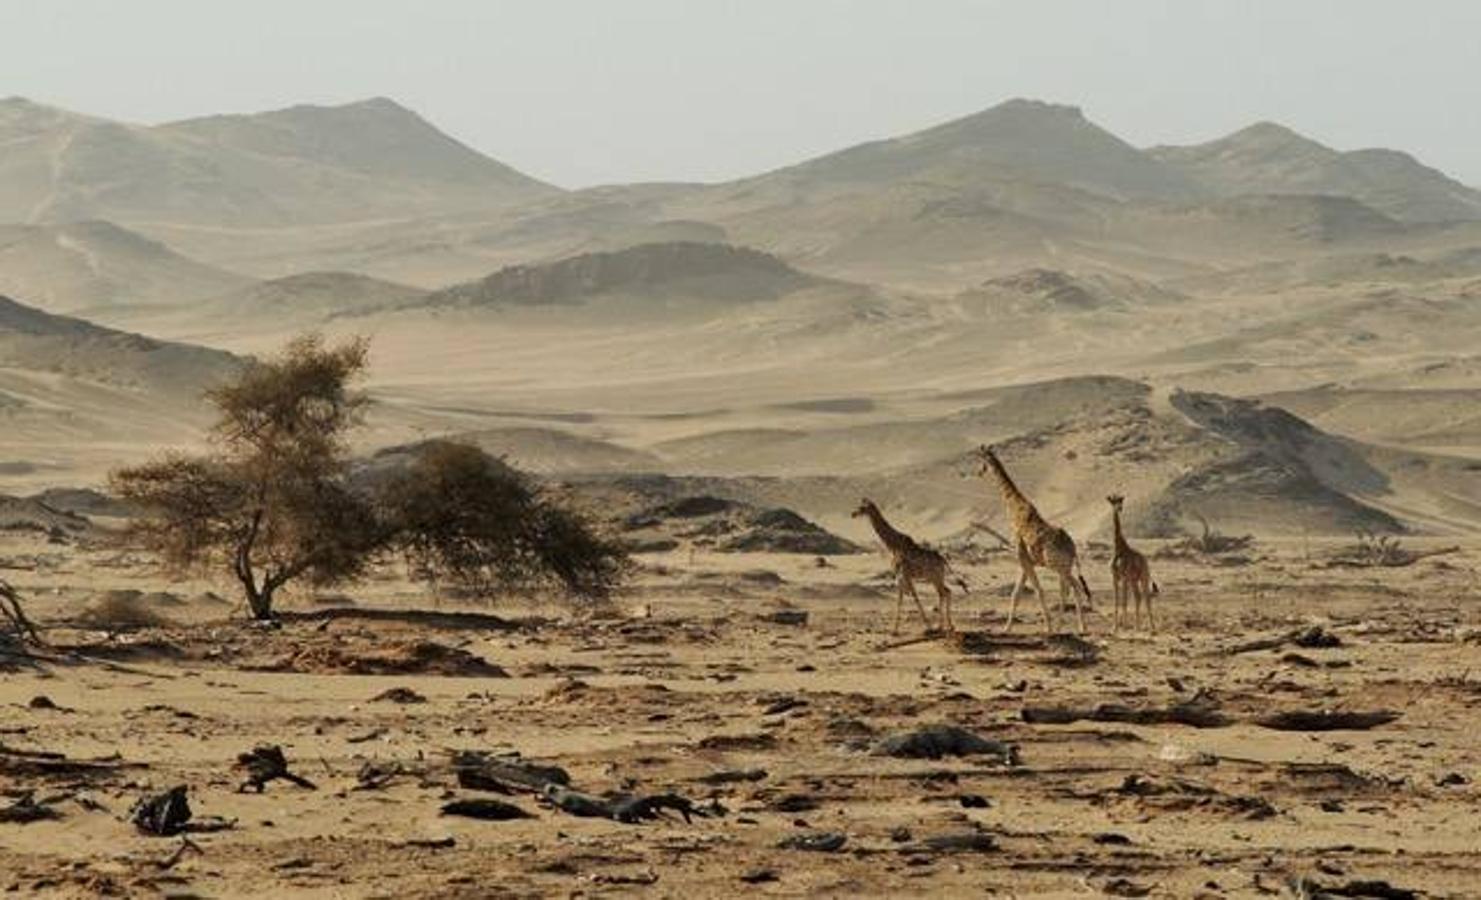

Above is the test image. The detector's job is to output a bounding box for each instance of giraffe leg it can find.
[1143,576,1156,633]
[893,574,906,634]
[1026,566,1054,634]
[1111,575,1121,634]
[905,578,932,631]
[934,577,953,634]
[1004,570,1027,633]
[1063,570,1086,635]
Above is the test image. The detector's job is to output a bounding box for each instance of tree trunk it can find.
[246,586,276,621]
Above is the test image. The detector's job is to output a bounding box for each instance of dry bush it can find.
[1,579,41,647]
[113,334,628,619]
[1176,512,1255,555]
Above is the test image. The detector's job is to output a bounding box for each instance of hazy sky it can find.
[6,1,1480,188]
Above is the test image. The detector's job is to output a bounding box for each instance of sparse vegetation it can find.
[1335,528,1460,568]
[1175,512,1255,556]
[111,335,628,619]
[0,578,41,647]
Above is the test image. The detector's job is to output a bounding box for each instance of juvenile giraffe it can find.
[852,499,961,634]
[1107,494,1158,632]
[975,446,1092,634]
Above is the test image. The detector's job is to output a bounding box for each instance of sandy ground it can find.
[3,533,1480,899]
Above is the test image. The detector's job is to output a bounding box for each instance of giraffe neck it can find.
[983,454,1040,531]
[865,506,909,551]
[1112,507,1131,553]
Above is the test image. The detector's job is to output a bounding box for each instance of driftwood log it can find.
[1022,704,1231,728]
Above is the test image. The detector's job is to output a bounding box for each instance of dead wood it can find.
[235,745,317,792]
[1021,703,1231,728]
[1254,710,1399,731]
[0,744,144,780]
[0,791,62,823]
[440,798,534,821]
[1223,625,1341,656]
[452,751,571,794]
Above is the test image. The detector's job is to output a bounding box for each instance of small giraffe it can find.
[975,446,1092,634]
[852,499,961,634]
[1107,495,1158,632]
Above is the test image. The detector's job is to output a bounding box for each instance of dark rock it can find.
[440,798,533,821]
[870,725,1019,765]
[777,831,846,852]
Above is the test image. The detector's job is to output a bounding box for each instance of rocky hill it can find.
[419,242,821,309]
[0,220,246,313]
[0,96,556,227]
[1151,122,1481,224]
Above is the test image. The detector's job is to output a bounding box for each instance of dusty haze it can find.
[3,5,1481,898]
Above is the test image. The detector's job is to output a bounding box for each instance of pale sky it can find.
[5,0,1480,188]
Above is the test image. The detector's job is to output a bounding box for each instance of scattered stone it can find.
[958,794,991,809]
[697,733,778,752]
[130,786,193,837]
[870,725,1019,765]
[777,831,846,852]
[761,696,808,716]
[691,768,767,785]
[370,687,427,704]
[1254,710,1399,732]
[739,868,779,884]
[770,793,820,813]
[910,832,997,854]
[440,798,533,821]
[1102,877,1153,897]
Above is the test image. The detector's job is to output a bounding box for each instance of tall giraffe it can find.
[851,499,960,634]
[975,446,1092,634]
[1107,495,1158,632]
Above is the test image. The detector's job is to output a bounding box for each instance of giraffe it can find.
[1107,494,1158,632]
[974,445,1092,634]
[851,499,961,634]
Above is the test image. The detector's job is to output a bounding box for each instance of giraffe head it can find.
[1106,494,1125,512]
[974,444,998,477]
[850,498,878,519]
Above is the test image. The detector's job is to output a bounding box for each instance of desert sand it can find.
[2,527,1479,898]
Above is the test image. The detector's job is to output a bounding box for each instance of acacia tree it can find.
[112,335,627,619]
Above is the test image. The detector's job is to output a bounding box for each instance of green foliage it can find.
[381,441,629,602]
[112,334,626,619]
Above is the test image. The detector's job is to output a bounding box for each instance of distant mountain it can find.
[0,220,246,313]
[1151,122,1481,224]
[0,293,240,391]
[202,271,427,321]
[957,268,1186,313]
[740,99,1195,202]
[0,96,556,227]
[419,241,822,309]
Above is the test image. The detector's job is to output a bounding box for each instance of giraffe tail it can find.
[1150,580,1160,597]
[943,560,970,595]
[1074,557,1092,603]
